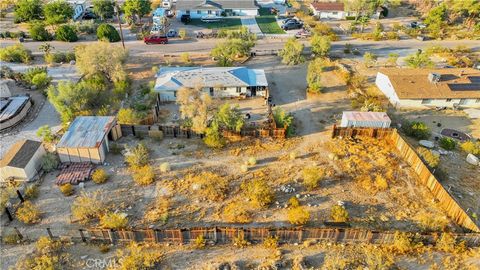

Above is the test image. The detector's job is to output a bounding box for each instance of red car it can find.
[144,35,168,44]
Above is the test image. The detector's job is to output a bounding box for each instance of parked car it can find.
[281,21,303,30]
[181,14,191,24]
[82,11,96,20]
[167,29,177,37]
[295,29,311,38]
[201,15,222,22]
[144,35,168,44]
[166,10,174,18]
[282,17,297,24]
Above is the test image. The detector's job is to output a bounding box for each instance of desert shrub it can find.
[460,141,480,156]
[246,157,257,166]
[436,232,466,254]
[180,52,191,64]
[159,162,170,173]
[100,212,128,229]
[363,245,394,270]
[374,175,388,191]
[233,234,250,248]
[287,205,310,225]
[31,72,51,89]
[331,205,349,222]
[241,178,274,208]
[59,183,74,196]
[240,164,249,172]
[302,166,323,191]
[289,196,300,207]
[223,201,252,223]
[16,236,65,269]
[92,168,109,184]
[132,165,155,185]
[45,51,76,64]
[190,172,229,202]
[144,196,169,223]
[416,211,449,232]
[179,28,187,39]
[439,137,456,150]
[16,201,41,224]
[41,153,59,172]
[55,25,78,42]
[24,185,39,199]
[114,242,162,269]
[23,67,51,89]
[391,232,420,254]
[36,125,54,143]
[0,44,32,63]
[403,121,430,140]
[194,235,206,249]
[71,191,105,223]
[29,23,51,41]
[289,151,297,160]
[2,230,21,244]
[96,23,121,42]
[263,236,279,249]
[416,147,439,168]
[273,107,294,137]
[125,143,149,168]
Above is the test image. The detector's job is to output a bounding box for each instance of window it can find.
[186,10,190,14]
[208,10,212,14]
[332,12,338,15]
[421,99,432,104]
[446,98,452,102]
[197,10,201,14]
[236,87,242,93]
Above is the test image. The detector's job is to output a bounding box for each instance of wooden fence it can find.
[331,126,480,233]
[59,227,479,246]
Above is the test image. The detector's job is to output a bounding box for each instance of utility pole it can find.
[114,2,125,50]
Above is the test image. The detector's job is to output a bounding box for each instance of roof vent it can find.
[428,73,441,83]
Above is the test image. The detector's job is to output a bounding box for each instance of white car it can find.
[201,15,222,22]
[162,0,171,9]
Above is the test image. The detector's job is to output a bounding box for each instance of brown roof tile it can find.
[0,140,42,168]
[310,2,344,11]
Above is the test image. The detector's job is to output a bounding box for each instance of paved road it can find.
[1,38,479,57]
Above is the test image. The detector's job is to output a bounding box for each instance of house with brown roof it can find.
[375,68,480,109]
[310,2,348,19]
[0,140,46,182]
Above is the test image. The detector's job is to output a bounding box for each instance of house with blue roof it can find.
[153,66,268,101]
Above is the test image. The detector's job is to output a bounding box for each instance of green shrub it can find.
[16,201,41,224]
[403,121,430,140]
[100,212,128,229]
[125,143,149,168]
[41,153,59,172]
[24,185,39,199]
[55,25,78,42]
[92,169,109,184]
[45,51,76,64]
[59,184,74,196]
[96,23,121,42]
[460,141,480,156]
[31,73,51,89]
[223,201,252,223]
[29,23,51,41]
[331,205,349,222]
[416,147,439,168]
[0,44,32,63]
[241,178,274,208]
[439,137,456,150]
[246,157,257,166]
[36,125,54,142]
[302,166,323,191]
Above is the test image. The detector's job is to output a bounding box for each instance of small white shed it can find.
[340,111,391,128]
[0,140,45,182]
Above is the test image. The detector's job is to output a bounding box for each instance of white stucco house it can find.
[154,67,268,101]
[375,68,480,109]
[175,0,258,19]
[310,2,347,19]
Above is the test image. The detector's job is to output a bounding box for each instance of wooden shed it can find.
[57,116,121,164]
[0,140,45,182]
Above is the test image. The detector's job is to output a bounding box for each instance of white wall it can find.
[176,8,257,19]
[232,9,258,16]
[318,11,345,19]
[375,72,401,106]
[0,145,45,182]
[397,99,480,109]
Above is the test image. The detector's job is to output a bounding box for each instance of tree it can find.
[92,0,114,20]
[176,87,213,133]
[14,0,43,23]
[44,0,74,25]
[404,50,434,68]
[96,23,121,42]
[403,121,431,139]
[424,3,447,38]
[306,58,325,94]
[55,25,78,42]
[363,52,377,67]
[287,198,310,225]
[204,121,225,148]
[439,137,456,150]
[36,125,54,142]
[215,103,244,132]
[29,23,52,41]
[123,0,152,24]
[278,38,304,65]
[75,42,128,83]
[211,38,254,67]
[117,108,141,125]
[310,35,331,57]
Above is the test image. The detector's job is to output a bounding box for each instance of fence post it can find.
[299,229,304,243]
[79,229,87,242]
[14,227,23,240]
[16,190,24,203]
[131,126,136,137]
[46,228,54,239]
[108,229,115,244]
[213,226,218,244]
[5,207,13,221]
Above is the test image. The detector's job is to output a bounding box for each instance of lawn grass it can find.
[189,18,242,30]
[255,15,285,34]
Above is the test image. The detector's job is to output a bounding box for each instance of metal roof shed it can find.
[57,116,120,164]
[340,111,391,128]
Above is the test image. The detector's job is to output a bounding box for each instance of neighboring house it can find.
[57,116,122,164]
[0,140,45,182]
[340,111,391,128]
[154,66,268,101]
[0,95,32,131]
[66,0,87,20]
[175,0,258,19]
[375,68,480,109]
[310,2,347,19]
